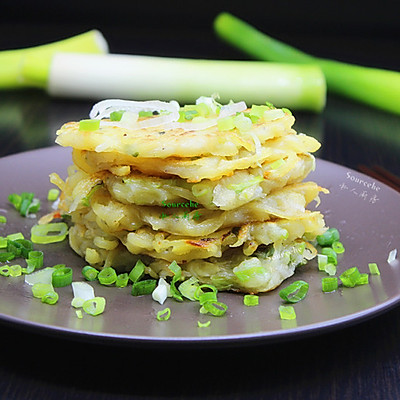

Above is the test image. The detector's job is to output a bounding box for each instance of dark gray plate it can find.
[0,147,399,346]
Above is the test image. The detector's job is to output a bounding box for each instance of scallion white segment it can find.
[25,267,55,286]
[71,281,95,301]
[152,278,171,305]
[388,249,398,265]
[47,53,325,111]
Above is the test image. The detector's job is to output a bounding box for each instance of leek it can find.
[214,12,400,115]
[0,30,108,89]
[43,53,325,112]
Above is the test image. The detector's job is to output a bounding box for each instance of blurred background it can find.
[0,0,399,176]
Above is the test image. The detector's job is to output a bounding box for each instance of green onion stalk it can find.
[214,12,400,115]
[0,30,108,89]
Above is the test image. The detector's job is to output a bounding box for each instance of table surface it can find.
[1,16,400,400]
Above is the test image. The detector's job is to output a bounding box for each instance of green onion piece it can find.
[139,110,154,118]
[279,305,296,320]
[9,264,22,277]
[332,241,345,254]
[279,280,309,303]
[7,239,23,257]
[324,263,337,276]
[0,215,6,224]
[316,228,340,247]
[244,294,259,306]
[83,297,106,316]
[27,250,44,271]
[322,277,338,292]
[129,259,145,283]
[31,222,68,244]
[41,290,59,305]
[317,254,328,271]
[197,320,211,328]
[202,301,228,317]
[0,266,10,277]
[81,183,103,207]
[368,262,381,275]
[168,260,183,302]
[0,252,15,262]
[110,110,125,121]
[178,276,199,301]
[0,237,7,248]
[18,192,34,216]
[98,267,117,285]
[227,175,264,193]
[116,273,129,288]
[8,193,21,210]
[52,267,73,287]
[131,279,157,296]
[7,232,24,241]
[47,188,60,201]
[198,291,218,306]
[79,119,100,131]
[357,273,369,286]
[82,265,99,281]
[194,284,218,301]
[233,112,252,132]
[71,297,85,308]
[156,307,171,321]
[217,116,235,131]
[31,283,54,298]
[76,309,83,319]
[320,247,338,266]
[15,239,33,258]
[268,159,286,170]
[340,267,361,288]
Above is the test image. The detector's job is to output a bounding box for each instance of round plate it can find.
[0,147,399,346]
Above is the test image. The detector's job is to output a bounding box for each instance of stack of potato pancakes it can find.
[51,97,327,293]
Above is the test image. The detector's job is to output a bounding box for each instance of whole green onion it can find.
[82,265,99,281]
[98,267,117,285]
[214,12,400,115]
[52,267,73,287]
[279,280,309,303]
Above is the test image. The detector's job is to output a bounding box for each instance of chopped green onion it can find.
[81,183,103,207]
[83,297,106,316]
[7,239,23,257]
[317,254,328,271]
[98,266,117,285]
[129,259,145,283]
[0,237,7,248]
[320,247,338,266]
[41,291,59,305]
[217,116,235,131]
[31,222,68,244]
[268,159,286,170]
[322,277,338,292]
[168,260,183,302]
[0,266,10,277]
[31,283,54,298]
[279,305,296,320]
[178,276,199,301]
[79,119,100,131]
[324,263,337,276]
[76,309,83,319]
[71,297,85,308]
[0,215,6,224]
[52,267,73,287]
[7,232,24,241]
[316,228,340,247]
[26,250,44,271]
[13,239,33,259]
[82,265,99,281]
[202,301,228,317]
[227,175,264,193]
[332,241,345,254]
[116,273,129,288]
[357,273,369,286]
[9,264,22,277]
[0,252,15,262]
[244,294,259,306]
[233,112,252,132]
[47,188,60,201]
[24,267,55,286]
[279,280,309,303]
[340,267,361,288]
[368,262,380,275]
[156,307,171,321]
[131,279,157,296]
[110,110,125,121]
[197,320,211,328]
[194,284,218,301]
